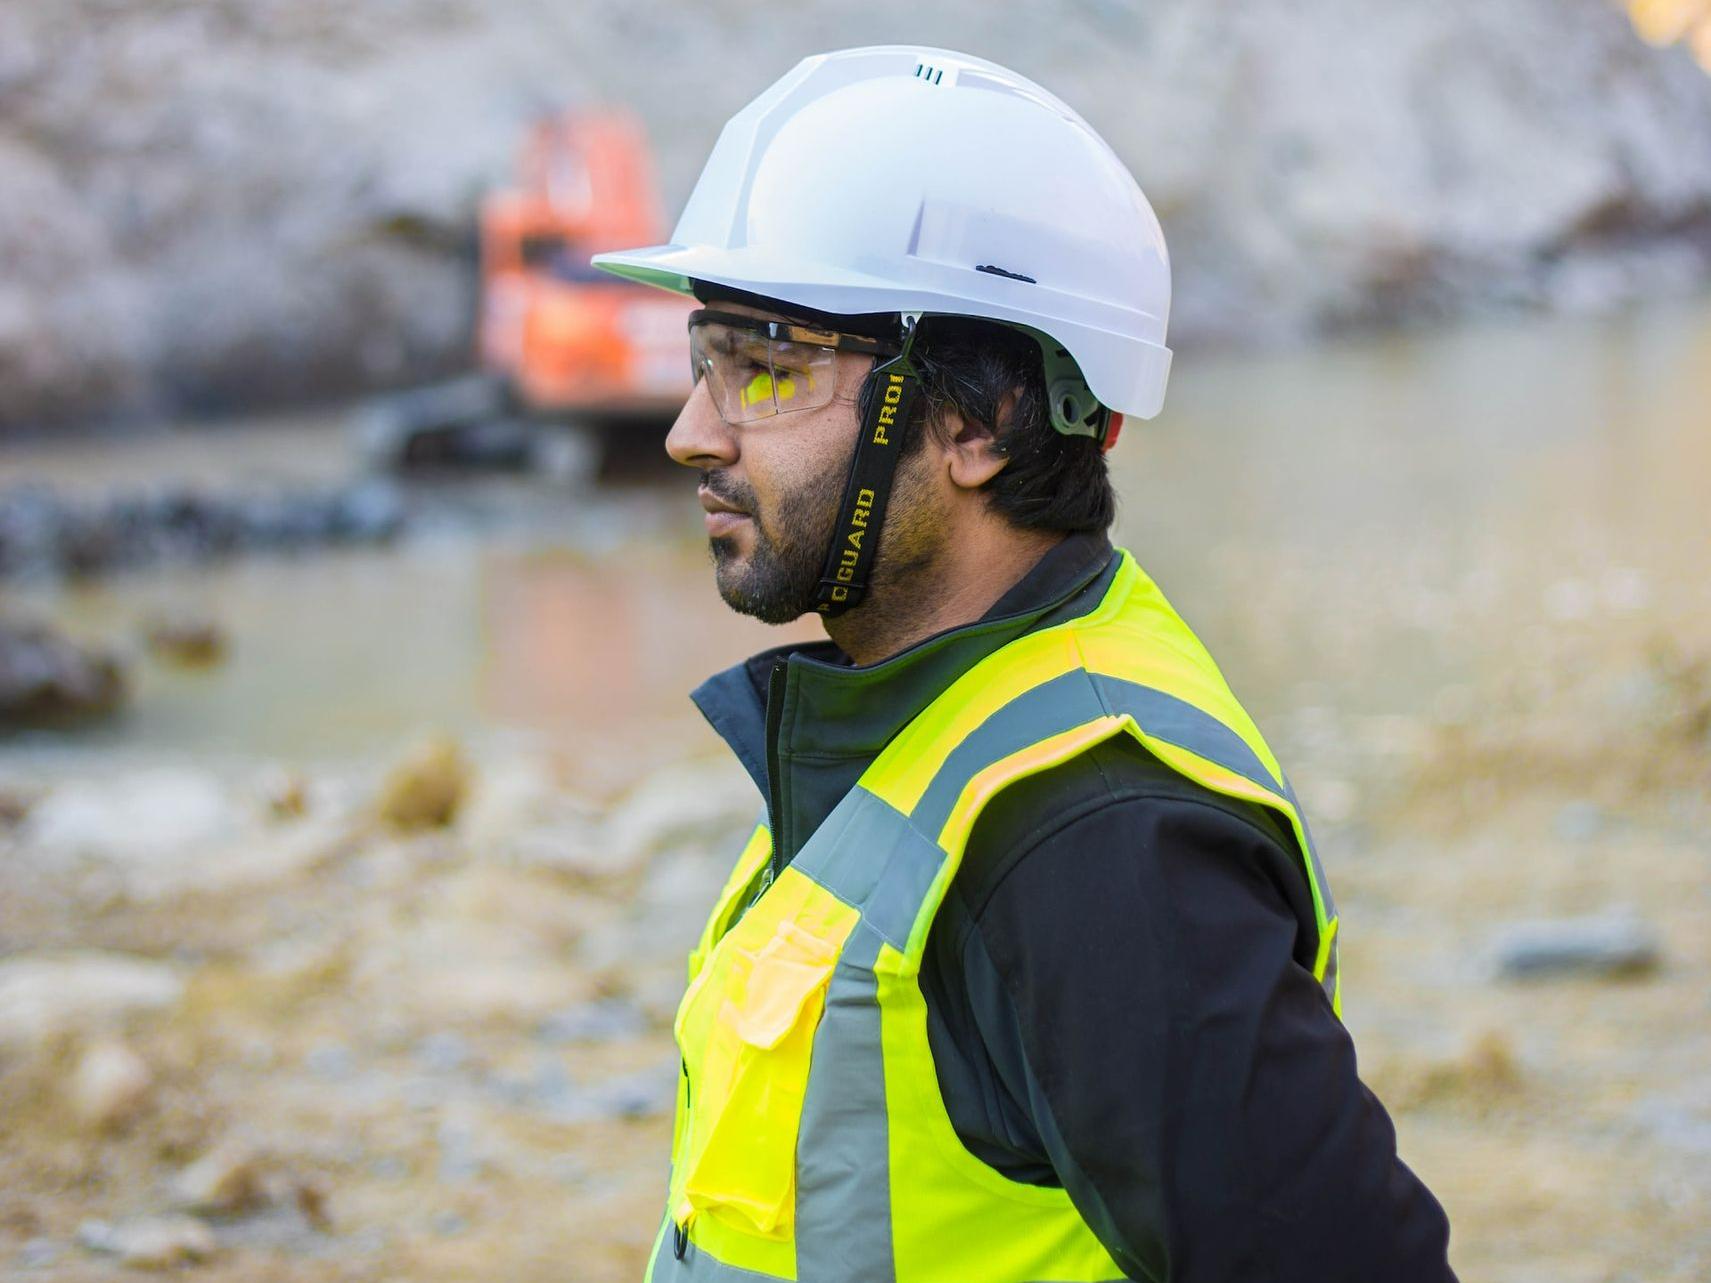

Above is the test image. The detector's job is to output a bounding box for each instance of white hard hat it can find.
[592,45,1173,420]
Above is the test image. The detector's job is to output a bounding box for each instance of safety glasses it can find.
[687,308,901,425]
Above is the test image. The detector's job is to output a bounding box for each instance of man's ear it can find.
[942,388,1018,492]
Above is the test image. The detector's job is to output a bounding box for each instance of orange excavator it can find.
[358,110,694,473]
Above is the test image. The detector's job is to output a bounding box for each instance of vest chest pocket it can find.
[676,915,845,1241]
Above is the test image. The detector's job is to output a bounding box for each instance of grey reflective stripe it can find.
[650,926,896,1283]
[1279,774,1337,922]
[1279,774,1340,1003]
[908,670,1287,840]
[908,671,1105,837]
[796,924,896,1283]
[792,787,941,953]
[647,1221,789,1282]
[906,665,1340,1008]
[1092,673,1285,794]
[651,1221,1124,1283]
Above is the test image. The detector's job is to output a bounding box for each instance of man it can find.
[594,46,1455,1283]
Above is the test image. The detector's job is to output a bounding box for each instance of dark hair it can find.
[691,280,1116,533]
[864,314,1117,534]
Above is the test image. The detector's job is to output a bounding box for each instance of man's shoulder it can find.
[952,731,1300,917]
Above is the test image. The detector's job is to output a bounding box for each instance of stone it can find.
[22,768,239,867]
[434,1119,486,1185]
[169,1138,324,1228]
[17,1237,58,1269]
[305,1043,356,1080]
[414,1031,472,1073]
[457,755,600,867]
[376,737,471,831]
[78,1215,217,1269]
[141,614,228,668]
[256,766,310,821]
[0,953,184,1049]
[67,1039,154,1130]
[170,1140,270,1216]
[602,758,760,870]
[575,1061,678,1122]
[1551,801,1606,843]
[0,778,39,826]
[431,1211,469,1237]
[329,480,407,542]
[0,481,408,581]
[0,617,127,726]
[1491,911,1662,980]
[536,997,648,1046]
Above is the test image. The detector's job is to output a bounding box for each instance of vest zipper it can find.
[673,1055,691,1259]
[762,658,789,888]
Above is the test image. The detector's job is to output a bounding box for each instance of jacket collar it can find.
[691,532,1118,861]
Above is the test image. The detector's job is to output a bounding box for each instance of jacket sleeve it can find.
[963,784,1458,1283]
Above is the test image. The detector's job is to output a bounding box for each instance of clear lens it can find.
[689,319,839,424]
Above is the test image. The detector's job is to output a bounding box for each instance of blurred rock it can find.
[68,1038,155,1130]
[171,1141,270,1216]
[328,480,407,543]
[630,965,692,1027]
[0,618,127,726]
[414,1030,472,1073]
[305,1042,356,1081]
[633,846,735,959]
[376,736,471,831]
[1552,801,1607,843]
[17,1237,58,1269]
[603,758,759,873]
[1631,1089,1711,1155]
[1376,1029,1525,1115]
[256,766,310,821]
[1491,911,1662,979]
[434,1118,488,1185]
[0,953,184,1049]
[142,614,228,668]
[458,754,605,873]
[535,997,647,1045]
[0,778,40,825]
[431,1211,470,1237]
[170,1138,329,1231]
[0,483,409,581]
[539,1061,678,1123]
[351,863,596,1023]
[78,1215,217,1269]
[23,767,240,866]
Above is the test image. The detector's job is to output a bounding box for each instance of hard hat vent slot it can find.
[914,63,945,85]
[975,263,1036,284]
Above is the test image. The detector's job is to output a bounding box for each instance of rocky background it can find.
[3,0,1711,429]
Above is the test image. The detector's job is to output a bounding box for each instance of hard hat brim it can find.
[592,243,1171,420]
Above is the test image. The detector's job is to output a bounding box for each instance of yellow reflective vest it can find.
[650,549,1340,1282]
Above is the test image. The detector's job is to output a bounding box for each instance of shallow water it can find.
[3,297,1707,784]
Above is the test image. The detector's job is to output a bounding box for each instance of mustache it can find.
[699,470,758,517]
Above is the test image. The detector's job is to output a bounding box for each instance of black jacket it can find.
[691,533,1455,1283]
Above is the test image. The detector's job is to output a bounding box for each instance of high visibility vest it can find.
[650,549,1341,1282]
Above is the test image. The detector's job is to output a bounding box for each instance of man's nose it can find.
[665,379,738,470]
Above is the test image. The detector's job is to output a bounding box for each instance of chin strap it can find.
[813,312,923,619]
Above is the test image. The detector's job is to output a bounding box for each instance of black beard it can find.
[703,457,847,625]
